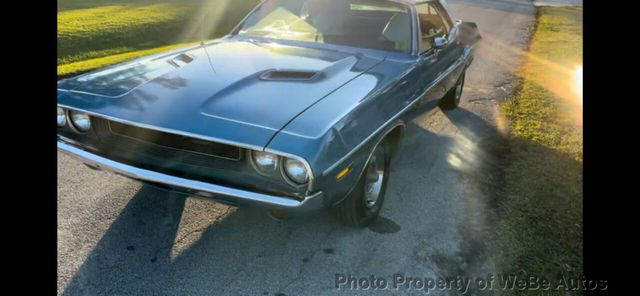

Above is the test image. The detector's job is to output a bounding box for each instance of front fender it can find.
[323,122,405,206]
[266,59,415,205]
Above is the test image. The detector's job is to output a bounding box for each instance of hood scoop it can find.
[167,53,195,68]
[259,70,319,81]
[60,51,201,98]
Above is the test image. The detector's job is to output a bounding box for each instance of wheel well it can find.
[383,124,405,157]
[329,123,405,207]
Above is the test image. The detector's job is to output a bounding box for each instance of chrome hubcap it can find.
[364,146,386,208]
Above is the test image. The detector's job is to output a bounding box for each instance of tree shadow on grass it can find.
[434,106,582,290]
[399,103,582,292]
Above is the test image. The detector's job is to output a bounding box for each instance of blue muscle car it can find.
[57,0,480,226]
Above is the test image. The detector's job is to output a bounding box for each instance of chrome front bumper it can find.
[58,140,325,213]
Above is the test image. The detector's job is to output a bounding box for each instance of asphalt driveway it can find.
[57,0,537,294]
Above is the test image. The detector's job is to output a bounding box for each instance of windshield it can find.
[237,0,413,53]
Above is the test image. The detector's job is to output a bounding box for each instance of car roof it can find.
[399,0,453,17]
[399,0,447,6]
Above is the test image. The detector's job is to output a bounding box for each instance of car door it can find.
[413,1,460,106]
[433,3,465,93]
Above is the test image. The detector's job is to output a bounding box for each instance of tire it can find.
[334,140,392,227]
[440,71,466,110]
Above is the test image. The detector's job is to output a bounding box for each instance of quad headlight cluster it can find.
[58,106,308,186]
[250,150,310,185]
[57,107,67,127]
[57,107,92,132]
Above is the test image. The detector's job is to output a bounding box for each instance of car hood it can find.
[58,39,384,149]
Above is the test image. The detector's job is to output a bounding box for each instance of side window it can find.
[416,3,453,53]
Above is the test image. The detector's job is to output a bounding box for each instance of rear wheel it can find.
[440,71,466,110]
[334,141,391,227]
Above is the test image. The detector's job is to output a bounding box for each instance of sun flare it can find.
[574,65,583,105]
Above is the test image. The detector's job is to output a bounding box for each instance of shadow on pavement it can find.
[61,184,343,295]
[61,101,580,295]
[61,103,503,295]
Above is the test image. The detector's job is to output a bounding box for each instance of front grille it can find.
[59,117,306,198]
[105,120,241,160]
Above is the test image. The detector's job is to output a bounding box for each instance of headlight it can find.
[57,107,67,127]
[283,158,309,185]
[251,151,279,175]
[69,110,91,132]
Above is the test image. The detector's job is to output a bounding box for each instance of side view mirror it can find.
[458,21,482,46]
[433,37,448,49]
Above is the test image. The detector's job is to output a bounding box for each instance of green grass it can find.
[58,0,259,77]
[57,42,197,77]
[496,6,583,295]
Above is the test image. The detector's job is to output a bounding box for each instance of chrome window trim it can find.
[415,0,454,55]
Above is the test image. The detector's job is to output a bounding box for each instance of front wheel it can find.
[334,141,391,227]
[440,71,466,110]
